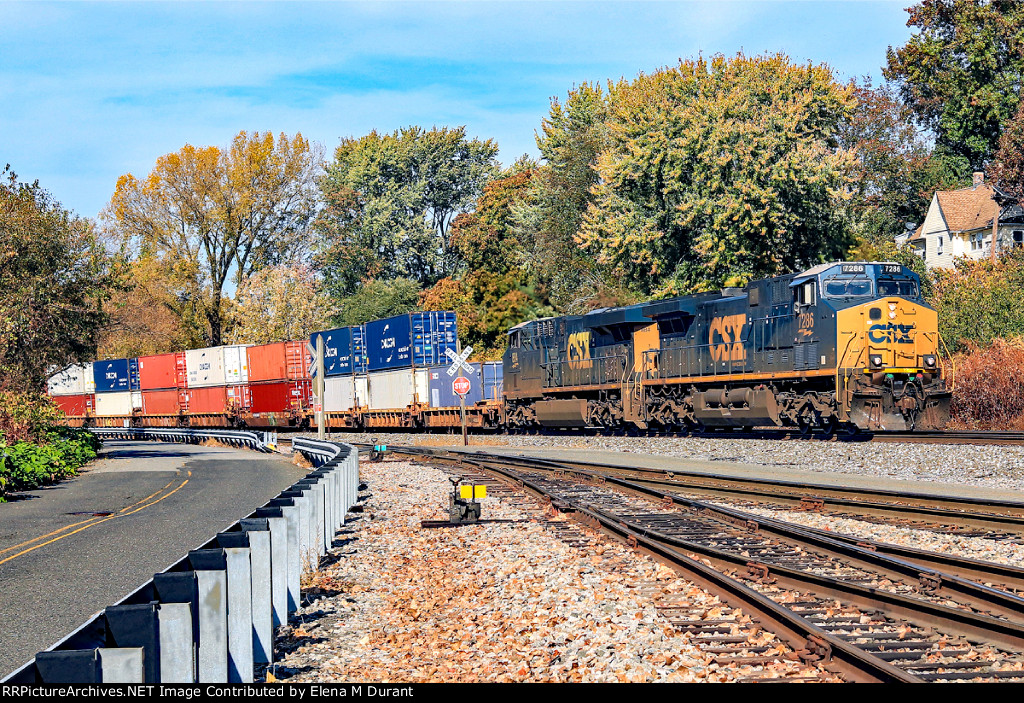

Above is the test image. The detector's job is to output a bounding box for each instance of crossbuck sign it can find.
[446,346,475,377]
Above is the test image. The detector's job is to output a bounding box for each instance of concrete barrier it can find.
[2,439,360,684]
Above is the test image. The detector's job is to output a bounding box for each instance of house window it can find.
[1014,230,1024,248]
[937,236,944,255]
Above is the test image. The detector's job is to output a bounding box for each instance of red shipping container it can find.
[54,394,93,417]
[249,381,311,414]
[138,352,187,390]
[142,389,184,415]
[185,385,250,414]
[246,341,308,383]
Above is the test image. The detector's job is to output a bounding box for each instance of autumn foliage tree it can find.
[579,53,857,296]
[104,131,321,345]
[424,164,554,357]
[227,264,336,345]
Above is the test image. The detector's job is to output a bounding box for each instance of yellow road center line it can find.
[0,477,179,557]
[0,472,192,567]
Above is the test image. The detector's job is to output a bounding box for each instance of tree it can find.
[885,0,1024,169]
[0,166,113,392]
[97,256,208,358]
[428,164,554,356]
[513,84,622,311]
[578,53,857,296]
[839,80,969,246]
[930,247,1024,351]
[227,264,336,344]
[316,126,499,298]
[331,278,422,327]
[104,131,322,345]
[991,98,1024,199]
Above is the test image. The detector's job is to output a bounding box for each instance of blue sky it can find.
[1,1,914,220]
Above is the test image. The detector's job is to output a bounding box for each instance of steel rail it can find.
[472,461,920,682]
[381,444,1024,680]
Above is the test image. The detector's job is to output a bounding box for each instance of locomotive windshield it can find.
[877,278,919,297]
[823,275,872,298]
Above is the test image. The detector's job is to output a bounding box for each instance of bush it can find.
[949,337,1024,430]
[0,426,101,501]
[930,248,1024,353]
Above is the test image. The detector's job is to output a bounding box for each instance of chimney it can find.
[974,171,985,187]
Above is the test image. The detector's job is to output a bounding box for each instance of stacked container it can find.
[47,364,96,418]
[92,358,141,416]
[137,352,187,416]
[246,341,311,416]
[360,312,458,409]
[184,345,249,414]
[312,326,370,412]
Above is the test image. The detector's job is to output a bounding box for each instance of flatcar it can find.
[502,261,950,433]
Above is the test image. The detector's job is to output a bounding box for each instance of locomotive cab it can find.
[814,262,950,431]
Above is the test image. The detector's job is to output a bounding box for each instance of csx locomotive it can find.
[502,261,950,433]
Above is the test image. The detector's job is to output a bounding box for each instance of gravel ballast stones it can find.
[272,458,832,683]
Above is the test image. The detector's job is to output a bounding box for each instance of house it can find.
[896,172,1024,270]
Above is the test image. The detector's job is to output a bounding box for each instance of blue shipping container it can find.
[93,358,138,393]
[427,363,483,408]
[366,312,458,371]
[311,326,354,376]
[310,325,367,376]
[352,325,367,373]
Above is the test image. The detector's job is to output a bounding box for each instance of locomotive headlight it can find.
[869,354,884,369]
[923,355,936,368]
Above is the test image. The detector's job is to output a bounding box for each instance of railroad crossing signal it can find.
[453,376,471,396]
[306,341,318,378]
[446,346,474,377]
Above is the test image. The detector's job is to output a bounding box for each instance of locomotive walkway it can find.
[0,440,306,678]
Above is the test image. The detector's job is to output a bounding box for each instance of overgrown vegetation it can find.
[0,393,101,502]
[949,337,1024,430]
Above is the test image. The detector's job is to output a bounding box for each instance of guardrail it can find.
[88,427,277,452]
[2,438,359,684]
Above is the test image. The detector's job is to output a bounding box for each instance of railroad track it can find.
[377,446,1024,682]
[399,447,1024,540]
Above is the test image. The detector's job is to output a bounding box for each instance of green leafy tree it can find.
[0,166,113,393]
[331,278,423,327]
[884,0,1024,169]
[579,53,857,296]
[316,126,499,298]
[513,84,620,310]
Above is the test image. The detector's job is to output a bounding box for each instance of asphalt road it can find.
[0,440,308,677]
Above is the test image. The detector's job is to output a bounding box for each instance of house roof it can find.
[935,184,999,234]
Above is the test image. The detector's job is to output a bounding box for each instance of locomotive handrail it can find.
[87,427,276,452]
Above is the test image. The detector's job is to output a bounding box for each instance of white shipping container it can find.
[366,369,428,410]
[223,345,249,384]
[324,376,372,412]
[95,391,138,416]
[47,364,94,396]
[185,345,249,388]
[324,376,355,412]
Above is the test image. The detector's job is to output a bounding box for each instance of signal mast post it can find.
[446,341,475,448]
